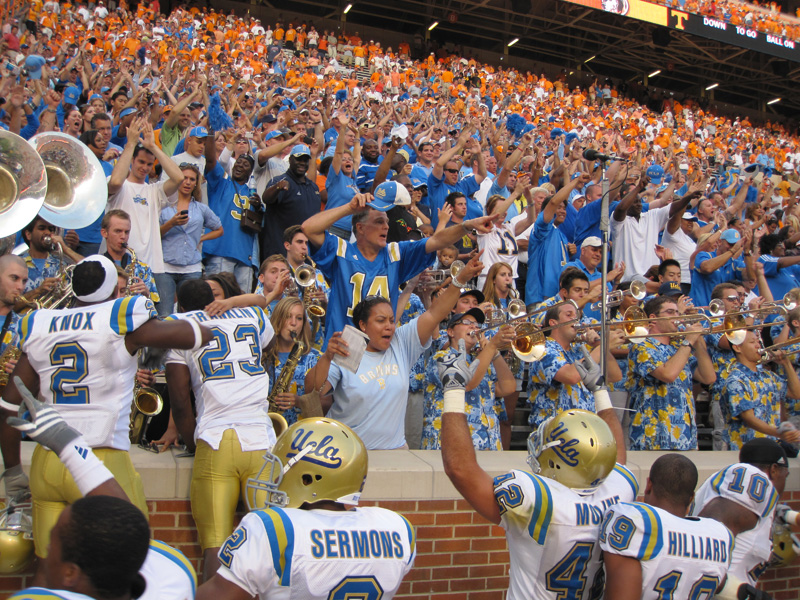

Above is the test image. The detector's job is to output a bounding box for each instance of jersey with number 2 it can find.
[18,296,156,450]
[494,465,639,600]
[215,506,416,600]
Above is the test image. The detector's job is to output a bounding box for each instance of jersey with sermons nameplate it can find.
[215,506,416,600]
[600,502,734,599]
[494,464,639,600]
[18,296,156,450]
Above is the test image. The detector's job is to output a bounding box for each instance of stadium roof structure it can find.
[274,0,800,118]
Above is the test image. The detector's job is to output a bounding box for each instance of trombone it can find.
[759,335,800,363]
[589,277,647,311]
[469,321,547,363]
[476,299,579,335]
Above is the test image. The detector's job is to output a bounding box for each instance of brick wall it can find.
[2,495,798,600]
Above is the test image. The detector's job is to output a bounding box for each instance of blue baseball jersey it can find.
[311,232,433,346]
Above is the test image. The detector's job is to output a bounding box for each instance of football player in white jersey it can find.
[601,453,772,600]
[7,382,197,600]
[440,342,639,600]
[195,418,416,600]
[0,255,212,561]
[690,437,787,588]
[164,278,275,581]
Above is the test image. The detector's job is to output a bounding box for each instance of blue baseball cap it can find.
[721,229,741,244]
[63,86,80,105]
[264,130,284,141]
[368,181,411,211]
[646,164,665,185]
[410,177,426,189]
[290,144,311,158]
[119,107,137,118]
[188,126,209,138]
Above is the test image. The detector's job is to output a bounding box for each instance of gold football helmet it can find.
[246,418,368,510]
[0,501,34,573]
[527,409,616,496]
[771,519,800,568]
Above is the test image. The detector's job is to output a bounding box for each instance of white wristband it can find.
[187,319,203,351]
[594,388,613,412]
[442,389,466,414]
[714,575,745,600]
[58,436,114,496]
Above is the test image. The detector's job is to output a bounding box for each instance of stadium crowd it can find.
[2,0,800,598]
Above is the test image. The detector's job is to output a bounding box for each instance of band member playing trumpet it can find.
[283,224,328,347]
[20,216,83,298]
[527,300,624,429]
[627,296,716,450]
[262,297,322,426]
[421,309,516,450]
[722,330,800,450]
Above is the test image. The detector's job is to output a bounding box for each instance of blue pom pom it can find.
[208,93,233,131]
[505,113,527,139]
[335,89,348,102]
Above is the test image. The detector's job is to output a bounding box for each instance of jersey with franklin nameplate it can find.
[215,506,416,600]
[18,296,157,450]
[494,464,639,600]
[164,307,275,450]
[689,462,779,586]
[600,501,734,599]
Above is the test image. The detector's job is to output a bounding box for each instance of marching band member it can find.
[263,296,322,426]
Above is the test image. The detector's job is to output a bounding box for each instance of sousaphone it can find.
[29,132,107,229]
[0,130,47,238]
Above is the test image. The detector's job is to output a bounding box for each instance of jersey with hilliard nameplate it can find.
[600,502,734,599]
[18,296,157,450]
[215,506,416,600]
[689,462,779,586]
[494,464,639,600]
[165,308,274,448]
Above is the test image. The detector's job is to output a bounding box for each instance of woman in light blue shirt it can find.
[157,164,224,313]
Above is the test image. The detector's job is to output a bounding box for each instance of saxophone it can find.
[124,244,165,445]
[0,331,21,392]
[266,333,306,437]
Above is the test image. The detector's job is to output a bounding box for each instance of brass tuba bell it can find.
[0,130,47,238]
[29,132,108,230]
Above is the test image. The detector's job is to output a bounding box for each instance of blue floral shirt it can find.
[21,250,63,295]
[721,362,787,450]
[527,338,594,429]
[627,339,698,450]
[265,348,321,426]
[421,349,501,450]
[109,252,160,303]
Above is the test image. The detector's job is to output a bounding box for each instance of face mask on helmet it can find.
[246,418,368,511]
[770,519,800,569]
[527,409,617,496]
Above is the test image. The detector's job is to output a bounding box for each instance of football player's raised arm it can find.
[602,552,643,600]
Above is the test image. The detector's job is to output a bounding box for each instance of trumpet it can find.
[685,299,726,318]
[470,321,547,362]
[295,263,326,319]
[589,277,647,311]
[759,335,800,363]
